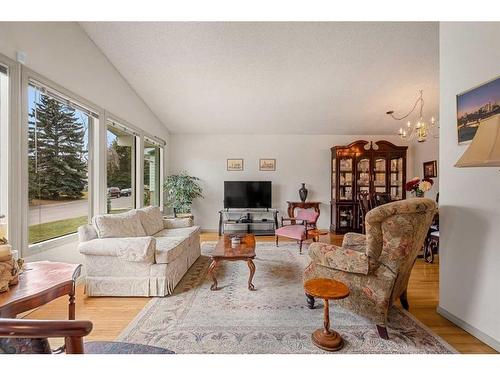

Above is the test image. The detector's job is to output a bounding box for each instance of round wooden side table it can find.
[304,278,350,352]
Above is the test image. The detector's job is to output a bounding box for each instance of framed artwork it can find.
[423,160,437,178]
[457,76,500,144]
[227,158,244,171]
[259,158,276,171]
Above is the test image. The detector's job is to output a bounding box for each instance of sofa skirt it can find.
[84,230,201,297]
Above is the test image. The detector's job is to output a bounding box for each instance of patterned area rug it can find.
[118,242,456,354]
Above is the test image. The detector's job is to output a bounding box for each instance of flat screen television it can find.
[224,181,272,209]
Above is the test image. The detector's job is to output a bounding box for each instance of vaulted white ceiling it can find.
[80,22,439,135]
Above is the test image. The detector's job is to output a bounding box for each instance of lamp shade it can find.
[455,114,500,167]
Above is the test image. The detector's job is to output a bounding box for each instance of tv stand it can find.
[218,208,279,236]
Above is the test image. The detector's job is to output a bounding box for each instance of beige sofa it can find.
[77,206,200,297]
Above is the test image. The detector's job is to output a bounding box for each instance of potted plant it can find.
[405,177,434,197]
[163,172,203,216]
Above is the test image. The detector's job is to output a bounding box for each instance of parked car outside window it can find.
[107,187,121,198]
[120,188,132,197]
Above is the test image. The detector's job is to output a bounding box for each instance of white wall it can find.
[170,134,410,231]
[438,22,500,350]
[0,22,169,264]
[410,135,439,201]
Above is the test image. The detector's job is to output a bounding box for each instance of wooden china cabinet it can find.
[330,140,407,233]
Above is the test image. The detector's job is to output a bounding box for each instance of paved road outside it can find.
[29,196,133,224]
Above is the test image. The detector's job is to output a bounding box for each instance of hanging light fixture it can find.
[386,90,439,142]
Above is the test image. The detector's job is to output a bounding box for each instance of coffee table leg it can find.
[208,259,219,291]
[247,259,256,291]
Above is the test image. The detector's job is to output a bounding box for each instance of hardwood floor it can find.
[23,232,496,353]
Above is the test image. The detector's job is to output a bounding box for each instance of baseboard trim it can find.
[200,228,218,233]
[437,305,500,352]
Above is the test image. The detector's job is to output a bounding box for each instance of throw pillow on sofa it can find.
[137,206,164,236]
[93,210,147,239]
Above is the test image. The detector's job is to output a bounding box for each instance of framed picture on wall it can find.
[227,158,244,171]
[259,158,276,171]
[456,75,500,144]
[423,160,437,178]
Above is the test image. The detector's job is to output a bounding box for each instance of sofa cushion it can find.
[78,224,98,242]
[275,224,307,240]
[136,206,164,236]
[155,237,187,264]
[163,217,193,229]
[154,226,200,238]
[93,211,146,239]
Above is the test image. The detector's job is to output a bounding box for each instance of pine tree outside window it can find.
[28,83,93,244]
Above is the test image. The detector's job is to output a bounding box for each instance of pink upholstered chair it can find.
[275,209,320,254]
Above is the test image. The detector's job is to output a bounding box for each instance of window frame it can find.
[0,62,10,242]
[0,54,21,252]
[105,118,140,213]
[143,136,163,208]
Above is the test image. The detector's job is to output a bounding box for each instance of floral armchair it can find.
[304,198,437,339]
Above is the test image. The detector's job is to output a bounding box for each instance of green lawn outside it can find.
[29,215,88,244]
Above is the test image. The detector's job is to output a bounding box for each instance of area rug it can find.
[118,242,456,354]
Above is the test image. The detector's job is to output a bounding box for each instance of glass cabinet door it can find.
[356,157,370,196]
[338,206,354,229]
[338,157,353,200]
[373,156,387,193]
[390,156,404,200]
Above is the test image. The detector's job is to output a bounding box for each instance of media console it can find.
[218,209,279,236]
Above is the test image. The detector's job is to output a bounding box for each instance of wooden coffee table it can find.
[209,234,256,291]
[304,278,350,352]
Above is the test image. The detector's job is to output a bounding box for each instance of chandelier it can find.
[386,90,439,142]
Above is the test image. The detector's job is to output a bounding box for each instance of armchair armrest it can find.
[78,237,156,263]
[0,319,93,354]
[342,232,366,252]
[308,243,369,275]
[0,319,92,339]
[163,217,193,229]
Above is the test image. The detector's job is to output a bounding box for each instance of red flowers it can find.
[405,177,434,192]
[405,178,420,192]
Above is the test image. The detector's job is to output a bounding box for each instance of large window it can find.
[0,64,8,233]
[28,82,95,244]
[106,121,136,213]
[143,138,161,207]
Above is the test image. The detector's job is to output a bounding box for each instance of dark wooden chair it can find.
[423,193,439,263]
[357,191,372,234]
[0,318,173,354]
[373,192,392,207]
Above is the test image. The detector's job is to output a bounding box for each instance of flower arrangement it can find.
[405,176,434,197]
